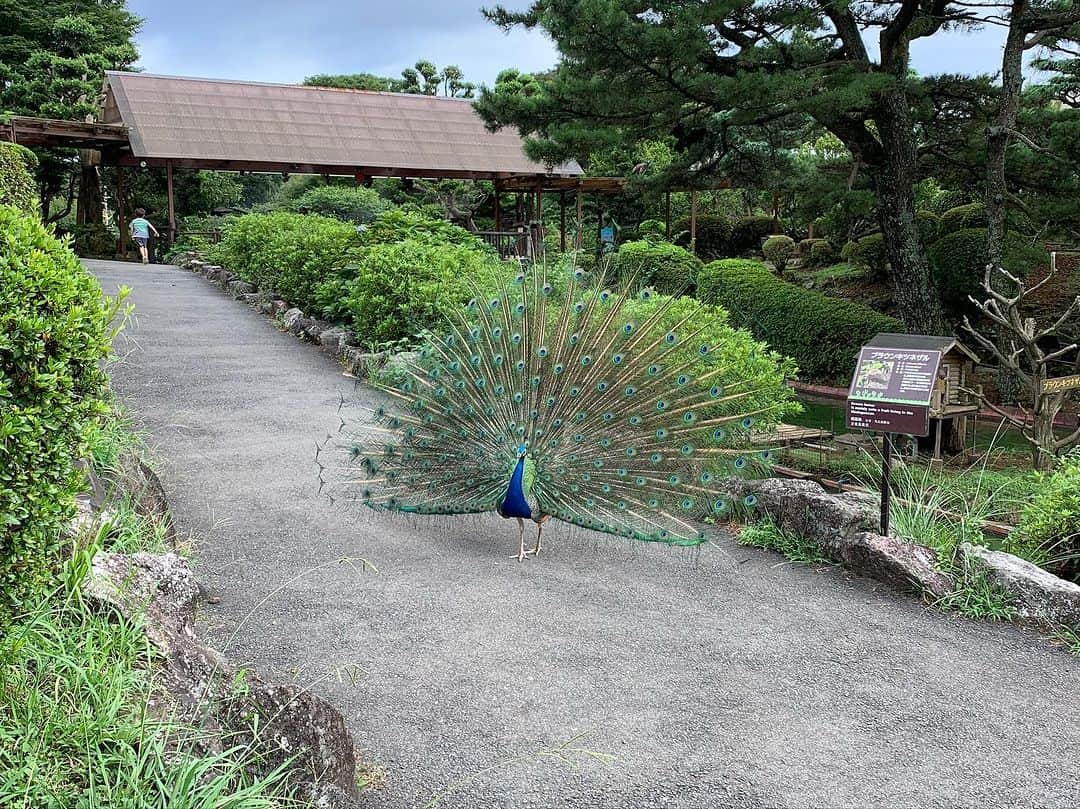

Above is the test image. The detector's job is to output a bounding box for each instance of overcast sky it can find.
[127,0,1011,88]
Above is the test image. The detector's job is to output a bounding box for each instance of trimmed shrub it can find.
[763,235,796,274]
[0,142,38,214]
[841,232,887,277]
[939,202,986,236]
[608,239,702,295]
[809,240,835,268]
[360,208,489,251]
[728,215,774,255]
[288,184,390,225]
[697,258,902,382]
[674,214,732,259]
[315,240,506,347]
[1011,453,1080,581]
[916,210,941,246]
[0,205,115,622]
[636,218,667,243]
[209,212,361,312]
[928,227,1049,310]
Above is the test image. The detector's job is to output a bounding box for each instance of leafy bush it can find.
[0,142,38,214]
[1012,454,1080,581]
[636,218,667,242]
[696,258,902,382]
[360,208,489,251]
[728,214,774,255]
[0,206,116,622]
[674,214,732,259]
[71,222,115,257]
[209,212,361,312]
[288,184,391,225]
[939,202,986,236]
[916,210,941,246]
[809,239,835,268]
[316,240,506,347]
[608,239,702,295]
[840,232,887,277]
[928,227,1048,311]
[763,235,796,273]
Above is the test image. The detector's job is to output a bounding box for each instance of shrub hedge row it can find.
[696,258,902,382]
[608,239,702,295]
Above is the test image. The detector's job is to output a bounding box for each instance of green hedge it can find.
[208,212,361,312]
[0,205,114,622]
[607,239,702,295]
[673,214,731,259]
[697,258,902,383]
[840,232,887,277]
[0,142,38,215]
[288,184,390,225]
[939,202,986,237]
[728,215,775,255]
[809,240,835,268]
[763,235,796,273]
[360,208,489,251]
[314,239,506,348]
[928,227,1048,311]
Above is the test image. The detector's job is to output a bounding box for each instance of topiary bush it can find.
[288,184,391,225]
[762,235,796,274]
[696,258,902,382]
[1011,453,1080,582]
[673,214,732,259]
[916,210,941,246]
[0,205,116,622]
[727,215,774,255]
[928,227,1049,311]
[636,218,667,243]
[208,212,361,312]
[608,239,702,295]
[315,240,506,348]
[939,202,986,236]
[0,142,38,215]
[360,208,489,251]
[840,232,887,277]
[808,239,835,268]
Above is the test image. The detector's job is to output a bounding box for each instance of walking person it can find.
[129,208,159,264]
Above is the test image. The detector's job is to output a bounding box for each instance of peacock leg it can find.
[511,517,528,562]
[530,514,550,557]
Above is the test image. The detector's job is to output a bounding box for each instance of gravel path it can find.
[88,259,1079,809]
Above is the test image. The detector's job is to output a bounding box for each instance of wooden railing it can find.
[476,229,533,260]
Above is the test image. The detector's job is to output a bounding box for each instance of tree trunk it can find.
[76,151,104,227]
[873,92,948,335]
[986,0,1029,278]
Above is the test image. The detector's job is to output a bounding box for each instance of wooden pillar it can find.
[574,183,583,250]
[516,193,523,224]
[665,190,671,239]
[494,183,502,232]
[689,189,698,254]
[166,160,177,246]
[116,166,126,259]
[559,191,567,252]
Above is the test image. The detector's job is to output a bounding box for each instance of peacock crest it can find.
[342,264,773,559]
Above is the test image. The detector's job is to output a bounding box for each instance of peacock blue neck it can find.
[499,455,533,519]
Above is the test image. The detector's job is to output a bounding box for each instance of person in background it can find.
[129,208,159,264]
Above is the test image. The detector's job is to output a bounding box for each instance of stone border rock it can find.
[960,543,1080,627]
[76,419,365,808]
[172,253,386,379]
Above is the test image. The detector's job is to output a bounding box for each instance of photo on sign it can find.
[854,359,894,392]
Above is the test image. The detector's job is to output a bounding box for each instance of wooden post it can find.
[166,160,176,246]
[116,166,126,259]
[689,189,698,254]
[665,190,671,239]
[559,191,567,252]
[494,182,502,232]
[575,184,583,250]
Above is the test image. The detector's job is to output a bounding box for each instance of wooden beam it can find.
[116,166,127,260]
[166,160,176,246]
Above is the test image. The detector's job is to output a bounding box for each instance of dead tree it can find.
[962,264,1080,470]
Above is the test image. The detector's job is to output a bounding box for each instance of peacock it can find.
[342,265,772,561]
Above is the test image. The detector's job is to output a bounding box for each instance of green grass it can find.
[797,262,868,286]
[1046,624,1080,657]
[935,566,1018,621]
[736,519,832,564]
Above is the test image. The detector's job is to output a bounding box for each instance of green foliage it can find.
[288,185,391,225]
[636,218,667,242]
[727,215,774,255]
[697,258,901,383]
[808,239,835,268]
[0,206,116,622]
[608,239,702,295]
[315,240,506,348]
[674,214,732,259]
[0,142,38,214]
[939,202,987,236]
[71,222,115,257]
[840,232,887,277]
[936,564,1017,621]
[737,519,831,565]
[916,210,941,246]
[209,212,360,313]
[1012,454,1080,580]
[360,208,488,251]
[303,72,399,91]
[762,235,796,273]
[928,228,1048,311]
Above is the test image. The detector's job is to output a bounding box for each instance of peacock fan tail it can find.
[340,264,774,554]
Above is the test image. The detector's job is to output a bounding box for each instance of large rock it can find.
[84,552,362,808]
[319,327,348,350]
[282,308,304,331]
[303,318,333,343]
[227,279,256,297]
[961,543,1080,626]
[836,532,953,598]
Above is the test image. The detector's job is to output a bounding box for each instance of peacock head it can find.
[516,443,528,459]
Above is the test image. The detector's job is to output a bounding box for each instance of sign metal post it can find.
[880,433,892,535]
